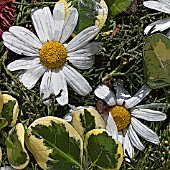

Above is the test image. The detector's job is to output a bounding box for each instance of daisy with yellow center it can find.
[2,2,99,106]
[143,1,170,34]
[94,79,167,162]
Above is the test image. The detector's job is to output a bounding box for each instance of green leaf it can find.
[1,94,19,127]
[85,129,123,170]
[25,116,83,170]
[71,107,105,139]
[60,0,108,33]
[0,118,8,130]
[105,0,131,17]
[6,123,30,169]
[143,33,170,89]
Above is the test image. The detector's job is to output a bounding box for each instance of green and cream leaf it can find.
[25,116,83,170]
[6,123,30,169]
[85,129,123,170]
[1,94,19,127]
[71,108,105,139]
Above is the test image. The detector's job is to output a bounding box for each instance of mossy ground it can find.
[0,0,169,169]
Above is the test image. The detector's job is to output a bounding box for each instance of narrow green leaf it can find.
[0,118,8,130]
[26,116,83,170]
[143,33,170,89]
[85,129,123,170]
[6,123,30,169]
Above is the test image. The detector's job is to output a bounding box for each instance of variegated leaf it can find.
[85,129,123,170]
[6,123,30,169]
[71,107,105,139]
[1,94,19,127]
[25,116,83,170]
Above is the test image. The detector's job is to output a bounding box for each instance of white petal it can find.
[128,124,145,151]
[106,112,118,140]
[144,17,170,34]
[7,57,40,71]
[52,69,68,106]
[67,42,99,57]
[66,26,99,52]
[113,79,131,105]
[8,26,42,49]
[60,7,78,43]
[125,85,151,109]
[131,117,160,144]
[31,8,49,43]
[62,65,92,96]
[3,32,39,56]
[94,84,116,106]
[42,7,55,40]
[134,103,170,109]
[123,133,134,162]
[131,108,167,121]
[19,64,46,89]
[143,1,170,14]
[53,3,65,41]
[68,55,95,70]
[117,131,124,145]
[63,113,73,122]
[40,70,53,104]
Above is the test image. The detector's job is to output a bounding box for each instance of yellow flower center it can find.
[110,105,131,130]
[39,40,67,69]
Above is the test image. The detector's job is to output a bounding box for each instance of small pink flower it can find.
[0,0,16,40]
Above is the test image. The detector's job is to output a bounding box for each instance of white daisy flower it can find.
[94,79,167,162]
[143,0,170,35]
[2,3,99,106]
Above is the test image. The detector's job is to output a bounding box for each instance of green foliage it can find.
[143,33,170,89]
[105,0,131,17]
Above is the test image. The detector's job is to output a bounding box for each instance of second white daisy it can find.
[2,2,99,106]
[143,0,170,35]
[94,79,167,161]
